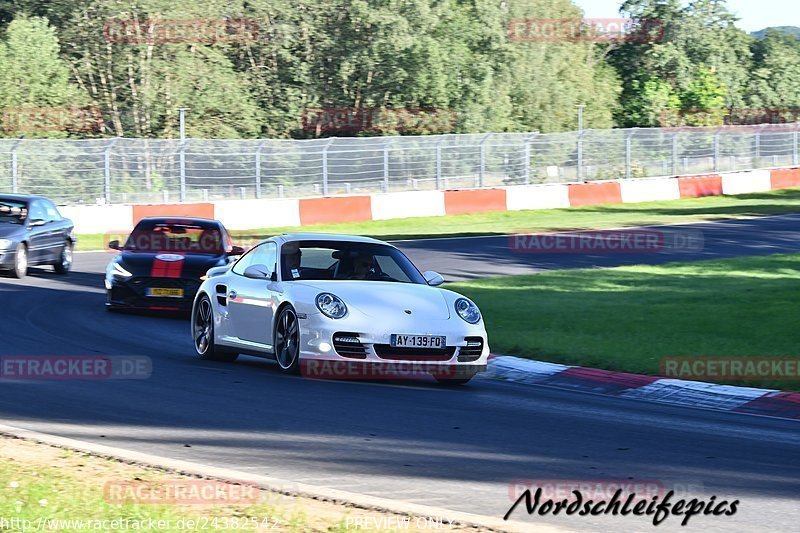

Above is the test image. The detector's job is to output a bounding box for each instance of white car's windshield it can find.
[280,240,426,284]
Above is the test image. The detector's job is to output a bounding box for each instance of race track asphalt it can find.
[0,215,799,532]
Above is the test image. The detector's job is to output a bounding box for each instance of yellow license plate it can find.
[147,288,184,298]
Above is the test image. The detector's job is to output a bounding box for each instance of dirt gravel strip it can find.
[0,422,558,533]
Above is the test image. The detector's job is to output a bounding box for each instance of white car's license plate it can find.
[390,334,446,348]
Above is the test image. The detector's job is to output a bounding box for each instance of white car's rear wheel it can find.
[274,306,300,374]
[193,294,238,362]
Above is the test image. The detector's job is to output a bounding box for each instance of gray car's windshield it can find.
[280,240,426,284]
[0,200,27,224]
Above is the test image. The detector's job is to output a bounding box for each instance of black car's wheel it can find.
[53,240,73,274]
[274,305,300,374]
[11,243,28,279]
[193,294,238,362]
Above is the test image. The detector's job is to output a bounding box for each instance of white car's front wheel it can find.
[274,305,300,374]
[193,294,238,362]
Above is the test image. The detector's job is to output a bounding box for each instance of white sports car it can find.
[191,234,489,384]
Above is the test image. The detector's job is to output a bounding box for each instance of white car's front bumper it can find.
[297,311,489,378]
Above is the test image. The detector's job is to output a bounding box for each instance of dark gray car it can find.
[0,195,76,278]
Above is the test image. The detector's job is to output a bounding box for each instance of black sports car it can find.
[105,217,243,311]
[0,194,75,278]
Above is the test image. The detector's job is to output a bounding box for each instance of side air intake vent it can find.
[333,333,367,359]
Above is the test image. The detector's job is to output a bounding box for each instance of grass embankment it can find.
[0,437,461,532]
[76,188,800,251]
[452,253,800,391]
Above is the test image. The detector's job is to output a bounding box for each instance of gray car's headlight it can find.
[0,239,12,250]
[316,293,347,319]
[111,262,133,278]
[454,298,481,324]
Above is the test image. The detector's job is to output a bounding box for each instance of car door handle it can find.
[228,290,237,300]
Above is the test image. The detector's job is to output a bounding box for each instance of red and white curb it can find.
[486,355,800,420]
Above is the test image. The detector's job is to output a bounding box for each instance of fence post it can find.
[523,132,539,185]
[713,131,720,172]
[321,138,335,196]
[755,131,761,166]
[383,138,393,193]
[793,128,799,166]
[478,133,491,187]
[255,140,268,199]
[672,133,679,176]
[104,137,120,204]
[625,130,633,179]
[435,137,445,189]
[10,136,24,194]
[577,130,585,180]
[179,139,190,202]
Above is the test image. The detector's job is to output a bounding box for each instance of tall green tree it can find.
[0,15,85,137]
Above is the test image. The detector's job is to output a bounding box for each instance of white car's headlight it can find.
[454,298,481,324]
[316,293,347,319]
[111,262,133,278]
[0,239,12,250]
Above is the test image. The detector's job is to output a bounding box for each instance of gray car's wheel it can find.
[193,294,238,362]
[11,243,27,279]
[274,305,300,374]
[54,240,73,274]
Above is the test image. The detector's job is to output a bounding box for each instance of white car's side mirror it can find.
[244,264,273,280]
[423,270,444,286]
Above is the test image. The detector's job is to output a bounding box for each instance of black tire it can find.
[11,243,28,279]
[274,305,300,374]
[53,240,73,274]
[193,294,238,362]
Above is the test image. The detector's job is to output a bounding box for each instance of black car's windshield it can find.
[281,240,426,284]
[125,220,229,254]
[0,200,27,224]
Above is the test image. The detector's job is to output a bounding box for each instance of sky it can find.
[572,0,800,32]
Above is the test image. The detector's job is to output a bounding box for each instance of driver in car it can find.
[282,245,303,279]
[349,253,376,279]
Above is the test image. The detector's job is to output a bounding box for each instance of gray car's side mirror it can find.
[108,239,121,250]
[423,270,444,286]
[244,264,273,280]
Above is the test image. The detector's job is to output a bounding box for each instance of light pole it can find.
[177,108,190,201]
[178,107,190,141]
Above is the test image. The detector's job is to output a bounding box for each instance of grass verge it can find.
[76,188,800,251]
[451,253,800,391]
[0,437,466,532]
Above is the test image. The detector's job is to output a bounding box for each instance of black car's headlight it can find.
[316,293,347,319]
[110,262,133,278]
[454,298,481,324]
